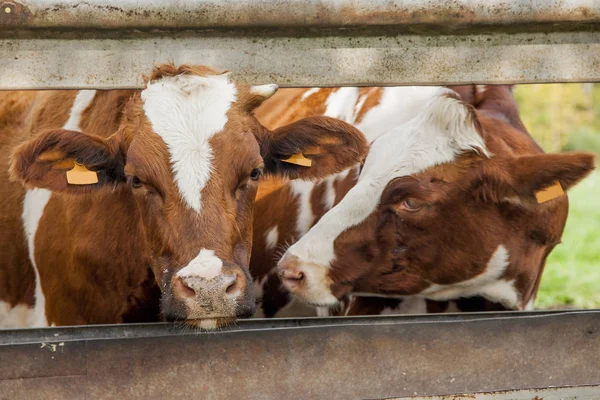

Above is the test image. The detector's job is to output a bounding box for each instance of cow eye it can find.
[250,168,263,181]
[401,198,422,212]
[131,176,142,189]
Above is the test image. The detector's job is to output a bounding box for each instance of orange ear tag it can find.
[66,162,98,185]
[282,153,312,167]
[535,181,564,204]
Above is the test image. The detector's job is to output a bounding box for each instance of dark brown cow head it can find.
[277,86,594,311]
[10,64,368,328]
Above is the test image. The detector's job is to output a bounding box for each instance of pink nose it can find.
[276,255,305,293]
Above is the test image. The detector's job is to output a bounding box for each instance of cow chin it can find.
[185,317,237,330]
[161,296,256,330]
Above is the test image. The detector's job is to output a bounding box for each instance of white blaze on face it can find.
[280,87,490,304]
[177,249,223,281]
[141,73,237,213]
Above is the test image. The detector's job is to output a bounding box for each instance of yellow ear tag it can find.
[282,153,312,167]
[66,162,98,185]
[535,181,564,204]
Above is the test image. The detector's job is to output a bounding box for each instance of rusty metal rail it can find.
[1,310,598,399]
[1,0,600,89]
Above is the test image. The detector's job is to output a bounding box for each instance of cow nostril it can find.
[174,276,196,299]
[225,274,239,296]
[282,270,304,283]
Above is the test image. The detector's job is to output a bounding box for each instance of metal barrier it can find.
[1,0,600,89]
[1,311,599,399]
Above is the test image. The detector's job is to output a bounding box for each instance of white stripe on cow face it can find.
[280,87,489,303]
[141,74,237,213]
[177,249,223,281]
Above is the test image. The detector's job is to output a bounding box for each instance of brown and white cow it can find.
[258,85,595,316]
[0,64,367,328]
[251,85,478,317]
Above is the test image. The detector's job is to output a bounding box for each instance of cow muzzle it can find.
[163,257,256,328]
[276,253,338,307]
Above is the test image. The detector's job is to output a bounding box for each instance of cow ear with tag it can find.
[10,129,124,193]
[66,162,99,186]
[257,116,368,180]
[473,152,595,205]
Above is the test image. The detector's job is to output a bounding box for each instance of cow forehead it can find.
[141,74,237,213]
[284,87,489,266]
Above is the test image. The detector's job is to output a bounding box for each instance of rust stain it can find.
[0,1,31,25]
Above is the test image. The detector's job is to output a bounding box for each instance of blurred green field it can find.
[514,84,600,309]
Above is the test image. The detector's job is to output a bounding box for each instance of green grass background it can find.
[514,84,600,308]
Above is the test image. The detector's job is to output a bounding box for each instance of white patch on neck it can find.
[142,73,237,213]
[323,176,336,211]
[22,188,51,327]
[176,249,223,280]
[19,90,97,328]
[322,167,352,211]
[283,87,489,270]
[324,87,359,123]
[265,226,279,251]
[0,302,34,328]
[289,180,315,237]
[301,88,321,101]
[421,245,520,309]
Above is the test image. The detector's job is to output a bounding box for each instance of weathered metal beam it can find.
[1,1,599,89]
[2,31,599,89]
[390,385,600,400]
[0,311,598,399]
[2,0,599,30]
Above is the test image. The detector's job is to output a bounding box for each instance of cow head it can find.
[10,63,368,328]
[277,86,595,311]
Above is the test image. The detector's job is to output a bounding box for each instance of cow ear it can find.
[10,129,125,193]
[257,116,369,180]
[473,152,595,205]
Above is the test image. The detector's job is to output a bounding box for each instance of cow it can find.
[251,85,478,317]
[0,63,368,329]
[255,85,595,317]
